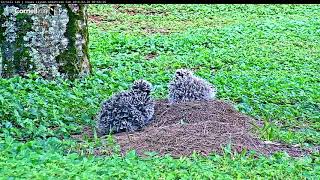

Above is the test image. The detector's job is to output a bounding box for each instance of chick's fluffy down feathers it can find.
[168,69,216,103]
[96,80,155,136]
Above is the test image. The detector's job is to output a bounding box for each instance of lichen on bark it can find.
[0,6,3,77]
[23,4,69,78]
[55,4,91,79]
[0,4,90,79]
[1,5,18,77]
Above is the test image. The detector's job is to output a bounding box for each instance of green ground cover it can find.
[0,4,319,179]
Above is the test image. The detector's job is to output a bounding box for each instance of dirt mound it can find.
[114,100,312,157]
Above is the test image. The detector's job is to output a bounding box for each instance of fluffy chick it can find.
[130,79,155,125]
[168,69,216,104]
[96,80,155,136]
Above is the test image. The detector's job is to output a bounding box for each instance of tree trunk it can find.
[0,4,91,79]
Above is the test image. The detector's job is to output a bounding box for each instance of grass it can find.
[1,137,319,179]
[0,4,319,178]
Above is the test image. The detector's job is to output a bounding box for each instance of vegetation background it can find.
[0,4,319,179]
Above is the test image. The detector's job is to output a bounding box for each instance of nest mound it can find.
[114,100,311,157]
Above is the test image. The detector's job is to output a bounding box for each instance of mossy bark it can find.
[0,4,91,79]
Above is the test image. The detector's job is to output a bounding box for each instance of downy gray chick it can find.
[131,79,155,125]
[96,80,155,136]
[168,69,216,104]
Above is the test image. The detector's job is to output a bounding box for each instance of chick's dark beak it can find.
[176,71,182,77]
[145,89,151,95]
